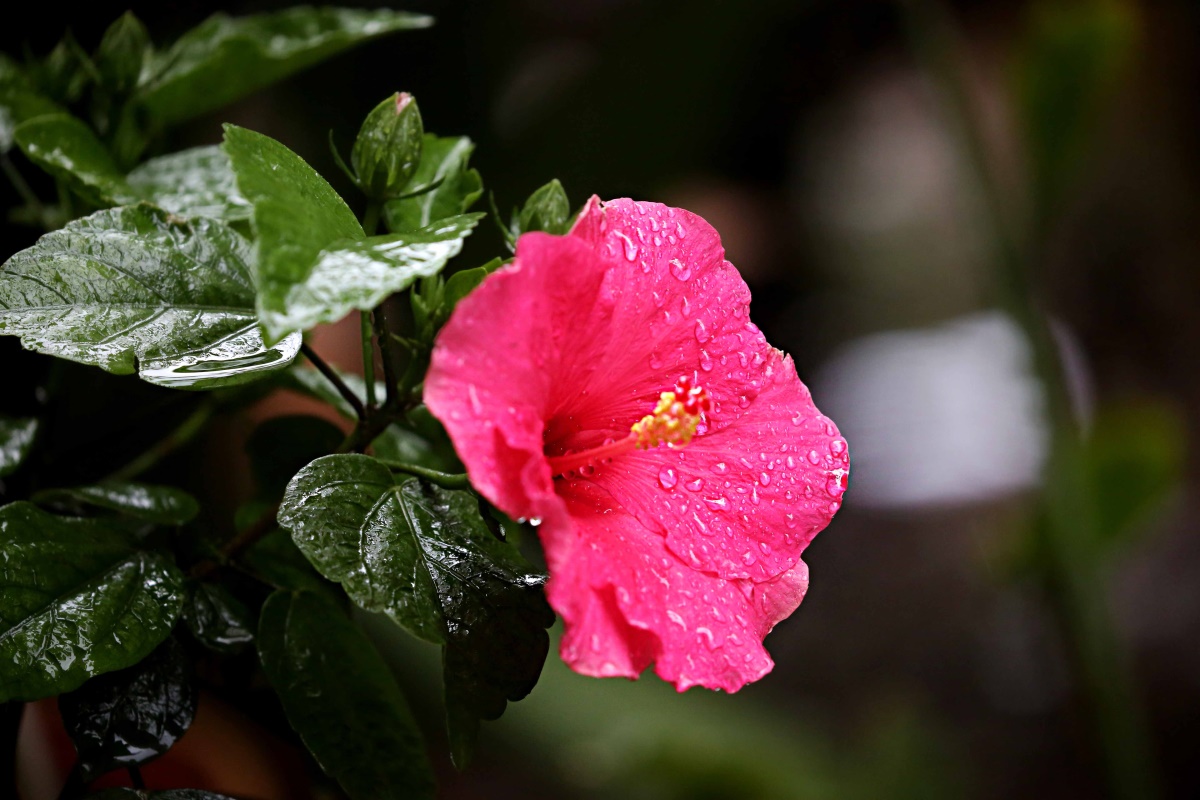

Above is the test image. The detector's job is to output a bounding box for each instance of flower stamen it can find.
[548,377,711,477]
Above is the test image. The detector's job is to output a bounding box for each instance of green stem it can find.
[376,459,470,489]
[900,3,1160,799]
[360,312,377,409]
[106,400,215,483]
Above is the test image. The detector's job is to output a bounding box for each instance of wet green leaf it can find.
[278,455,553,763]
[32,481,199,525]
[0,415,38,477]
[13,113,134,204]
[181,582,254,653]
[276,213,484,335]
[127,146,250,221]
[258,590,434,800]
[384,135,483,232]
[222,124,362,342]
[0,205,301,389]
[138,8,433,124]
[0,502,184,702]
[353,92,424,199]
[0,58,61,153]
[516,179,572,235]
[60,637,195,780]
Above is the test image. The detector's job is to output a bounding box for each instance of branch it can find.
[377,460,471,489]
[302,342,365,420]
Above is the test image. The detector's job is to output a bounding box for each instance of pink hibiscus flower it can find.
[425,197,847,692]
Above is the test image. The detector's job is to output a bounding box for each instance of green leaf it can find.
[94,12,153,96]
[126,146,251,221]
[516,179,572,235]
[32,35,92,105]
[0,415,38,477]
[274,213,484,335]
[138,8,433,125]
[60,637,195,780]
[278,456,553,761]
[222,124,362,342]
[0,204,301,389]
[13,113,134,204]
[0,502,184,702]
[384,135,483,232]
[32,481,199,525]
[0,61,62,152]
[353,92,424,200]
[257,590,435,800]
[181,582,254,653]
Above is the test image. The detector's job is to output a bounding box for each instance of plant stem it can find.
[900,3,1161,798]
[302,342,365,420]
[190,502,279,579]
[106,400,215,483]
[377,460,470,489]
[361,312,377,408]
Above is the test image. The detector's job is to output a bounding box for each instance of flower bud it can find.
[352,92,424,200]
[95,12,152,95]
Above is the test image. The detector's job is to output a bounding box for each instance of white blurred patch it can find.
[814,312,1049,508]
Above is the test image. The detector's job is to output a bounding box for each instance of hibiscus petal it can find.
[583,348,846,583]
[551,481,797,692]
[563,198,846,583]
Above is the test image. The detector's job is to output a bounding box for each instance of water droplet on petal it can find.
[699,350,713,371]
[670,258,692,280]
[614,231,638,261]
[686,477,704,492]
[806,450,821,465]
[658,466,678,489]
[703,496,728,511]
[694,320,710,343]
[831,439,846,455]
[759,472,771,486]
[712,462,728,474]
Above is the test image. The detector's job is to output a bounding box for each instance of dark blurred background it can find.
[3,1,1199,798]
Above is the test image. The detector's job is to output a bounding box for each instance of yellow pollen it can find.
[631,391,703,449]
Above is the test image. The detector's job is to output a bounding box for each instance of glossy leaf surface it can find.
[127,146,250,221]
[0,502,184,702]
[13,114,134,204]
[60,637,196,780]
[516,179,572,235]
[258,590,434,800]
[181,582,254,653]
[278,456,553,760]
[0,205,301,389]
[280,213,484,334]
[384,135,483,232]
[222,124,362,341]
[33,481,199,525]
[137,8,433,124]
[0,58,61,153]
